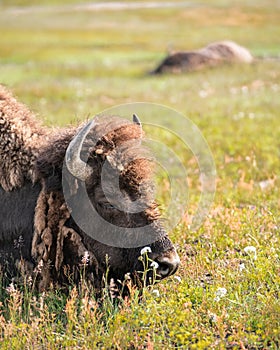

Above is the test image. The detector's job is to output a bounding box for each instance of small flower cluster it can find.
[239,262,246,272]
[140,247,152,255]
[81,251,90,266]
[150,261,159,269]
[139,247,160,291]
[244,245,257,260]
[151,289,160,298]
[140,247,159,274]
[174,275,182,283]
[6,281,16,294]
[214,287,227,302]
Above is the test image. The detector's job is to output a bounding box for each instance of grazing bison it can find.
[151,40,253,74]
[0,85,180,293]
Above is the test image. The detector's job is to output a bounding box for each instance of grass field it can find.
[0,1,280,349]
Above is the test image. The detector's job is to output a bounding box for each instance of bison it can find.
[151,40,253,74]
[0,85,180,294]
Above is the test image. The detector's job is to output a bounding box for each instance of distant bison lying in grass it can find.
[0,85,180,294]
[151,40,254,74]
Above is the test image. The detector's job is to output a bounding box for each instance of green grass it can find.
[1,1,280,349]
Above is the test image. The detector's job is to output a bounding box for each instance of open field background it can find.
[0,1,280,349]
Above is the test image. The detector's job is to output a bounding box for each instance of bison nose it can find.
[155,250,180,278]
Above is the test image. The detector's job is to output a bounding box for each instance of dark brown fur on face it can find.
[151,40,253,74]
[0,85,179,293]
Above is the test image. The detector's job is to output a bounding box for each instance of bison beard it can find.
[0,85,179,294]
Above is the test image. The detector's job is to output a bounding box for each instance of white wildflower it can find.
[214,287,227,302]
[124,272,131,280]
[140,247,152,255]
[35,259,44,274]
[174,275,182,283]
[239,263,246,272]
[216,287,227,297]
[151,289,160,298]
[81,251,90,265]
[208,312,218,323]
[6,282,16,294]
[244,245,257,259]
[244,246,256,253]
[150,261,159,269]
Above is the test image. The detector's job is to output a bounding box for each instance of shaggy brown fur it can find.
[0,85,49,191]
[151,40,253,74]
[0,85,94,288]
[0,85,178,292]
[32,183,99,291]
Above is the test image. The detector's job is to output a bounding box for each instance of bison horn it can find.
[65,120,94,181]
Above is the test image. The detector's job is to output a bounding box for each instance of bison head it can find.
[64,114,180,289]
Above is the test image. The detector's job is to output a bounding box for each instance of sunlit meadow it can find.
[0,0,280,349]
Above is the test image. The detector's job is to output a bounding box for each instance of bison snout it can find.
[154,249,180,278]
